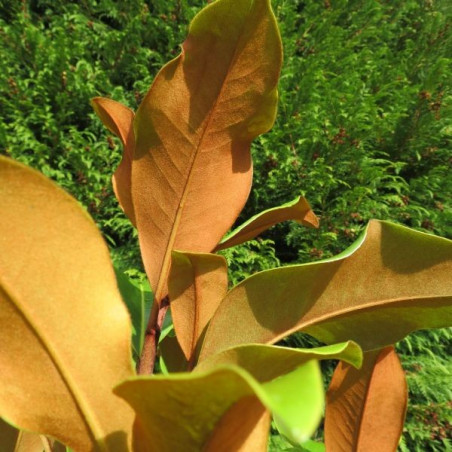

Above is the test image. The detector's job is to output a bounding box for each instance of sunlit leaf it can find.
[200,220,452,360]
[195,341,362,380]
[0,157,135,450]
[215,196,318,251]
[169,251,228,365]
[91,97,136,224]
[131,0,282,310]
[196,341,361,445]
[325,346,407,451]
[203,396,270,452]
[115,363,324,452]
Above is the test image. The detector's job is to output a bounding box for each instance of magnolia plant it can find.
[0,0,451,451]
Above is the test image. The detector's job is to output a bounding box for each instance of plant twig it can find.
[137,296,169,374]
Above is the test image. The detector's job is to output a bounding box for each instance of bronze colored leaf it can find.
[132,0,282,307]
[0,157,135,451]
[169,251,228,365]
[200,220,452,360]
[118,344,361,450]
[325,346,407,452]
[203,396,270,452]
[215,196,319,251]
[91,97,136,224]
[115,367,271,452]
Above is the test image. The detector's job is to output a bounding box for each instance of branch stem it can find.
[137,296,169,374]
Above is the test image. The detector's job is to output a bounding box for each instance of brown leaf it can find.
[91,97,136,224]
[131,0,282,307]
[325,347,407,452]
[169,251,228,365]
[203,396,270,452]
[200,220,452,360]
[0,157,135,450]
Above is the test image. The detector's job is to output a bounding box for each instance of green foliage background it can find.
[1,0,450,449]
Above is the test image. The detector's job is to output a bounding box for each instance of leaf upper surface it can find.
[0,157,135,451]
[200,220,452,360]
[215,196,318,251]
[115,363,323,452]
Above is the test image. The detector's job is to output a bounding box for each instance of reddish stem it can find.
[137,296,169,374]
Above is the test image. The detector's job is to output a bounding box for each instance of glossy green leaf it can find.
[115,269,153,357]
[200,220,452,360]
[267,360,323,445]
[268,435,325,452]
[196,341,361,445]
[215,196,319,251]
[0,157,135,450]
[117,342,361,450]
[195,341,362,380]
[116,363,325,451]
[159,334,188,374]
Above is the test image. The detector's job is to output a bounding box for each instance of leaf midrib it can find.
[272,294,449,345]
[153,3,255,304]
[0,277,106,450]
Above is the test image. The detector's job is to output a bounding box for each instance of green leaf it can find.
[214,196,319,252]
[114,269,153,357]
[117,342,361,450]
[195,341,361,445]
[115,363,325,451]
[195,341,362,380]
[200,220,452,360]
[266,360,323,445]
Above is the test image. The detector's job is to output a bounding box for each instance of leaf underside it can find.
[200,220,452,360]
[0,157,135,451]
[325,346,408,451]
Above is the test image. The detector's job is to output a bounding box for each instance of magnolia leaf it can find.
[215,196,319,251]
[0,157,135,450]
[196,341,362,445]
[131,0,282,307]
[91,97,136,224]
[169,251,228,365]
[268,360,323,445]
[200,220,452,360]
[115,362,326,452]
[325,346,407,451]
[203,396,271,452]
[0,419,67,452]
[268,435,325,452]
[195,341,362,380]
[115,269,153,357]
[159,335,188,373]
